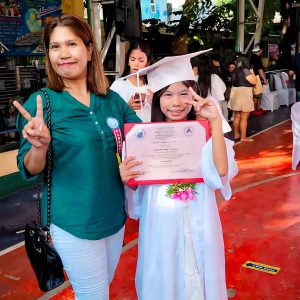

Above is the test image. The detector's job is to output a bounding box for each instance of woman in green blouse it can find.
[13,14,140,299]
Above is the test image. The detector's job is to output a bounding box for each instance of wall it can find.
[0,150,35,199]
[0,150,18,177]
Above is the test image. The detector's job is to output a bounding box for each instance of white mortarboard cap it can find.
[127,49,212,92]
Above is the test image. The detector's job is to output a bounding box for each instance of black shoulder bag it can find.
[24,88,65,292]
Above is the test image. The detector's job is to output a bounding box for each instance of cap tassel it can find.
[136,72,146,122]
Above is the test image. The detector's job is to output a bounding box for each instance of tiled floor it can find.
[1,105,299,299]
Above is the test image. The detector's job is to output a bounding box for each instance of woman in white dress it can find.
[119,52,238,300]
[110,41,153,122]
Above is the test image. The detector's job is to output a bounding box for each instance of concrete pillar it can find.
[90,2,103,51]
[238,0,245,53]
[254,0,265,46]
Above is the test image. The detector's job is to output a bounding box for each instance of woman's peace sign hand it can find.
[13,95,51,149]
[185,87,221,121]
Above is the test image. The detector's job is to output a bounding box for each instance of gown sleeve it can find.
[125,186,146,220]
[200,137,238,200]
[206,96,232,134]
[122,140,145,220]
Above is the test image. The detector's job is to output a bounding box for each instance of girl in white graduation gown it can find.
[119,51,238,300]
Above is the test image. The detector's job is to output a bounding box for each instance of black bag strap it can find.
[36,88,52,242]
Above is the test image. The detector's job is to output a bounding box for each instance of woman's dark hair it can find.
[44,14,108,94]
[121,40,152,77]
[236,55,250,69]
[151,80,198,122]
[197,55,213,98]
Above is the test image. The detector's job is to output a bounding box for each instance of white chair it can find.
[281,72,297,104]
[291,102,300,170]
[281,72,289,88]
[274,73,290,106]
[261,84,280,112]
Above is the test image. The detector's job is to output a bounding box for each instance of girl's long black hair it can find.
[197,55,213,98]
[151,80,199,122]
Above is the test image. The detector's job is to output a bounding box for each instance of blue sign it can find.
[0,0,61,56]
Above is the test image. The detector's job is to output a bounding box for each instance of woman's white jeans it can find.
[50,224,125,300]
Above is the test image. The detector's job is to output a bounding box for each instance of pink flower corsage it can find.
[166,183,196,201]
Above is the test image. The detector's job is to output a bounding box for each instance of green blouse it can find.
[17,88,141,240]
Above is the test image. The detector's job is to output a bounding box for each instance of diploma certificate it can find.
[125,120,210,185]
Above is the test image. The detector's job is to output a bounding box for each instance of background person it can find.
[198,55,231,130]
[110,40,153,122]
[209,52,229,83]
[14,14,140,300]
[230,55,257,142]
[249,43,268,115]
[290,53,300,102]
[228,62,236,74]
[191,57,199,81]
[226,62,236,122]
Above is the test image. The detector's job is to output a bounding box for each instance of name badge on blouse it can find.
[106,117,122,164]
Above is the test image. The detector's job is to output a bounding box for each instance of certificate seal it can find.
[184,126,194,137]
[135,126,145,139]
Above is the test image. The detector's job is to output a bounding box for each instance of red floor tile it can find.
[1,119,299,299]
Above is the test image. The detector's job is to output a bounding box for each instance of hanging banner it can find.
[0,0,62,56]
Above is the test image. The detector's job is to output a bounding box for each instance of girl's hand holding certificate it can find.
[119,156,143,184]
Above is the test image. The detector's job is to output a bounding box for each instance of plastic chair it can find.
[281,72,289,88]
[291,102,300,170]
[274,73,290,106]
[281,72,297,104]
[261,84,280,112]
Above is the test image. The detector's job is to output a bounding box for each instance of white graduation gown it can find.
[126,138,238,300]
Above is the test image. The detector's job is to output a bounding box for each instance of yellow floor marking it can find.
[242,260,280,275]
